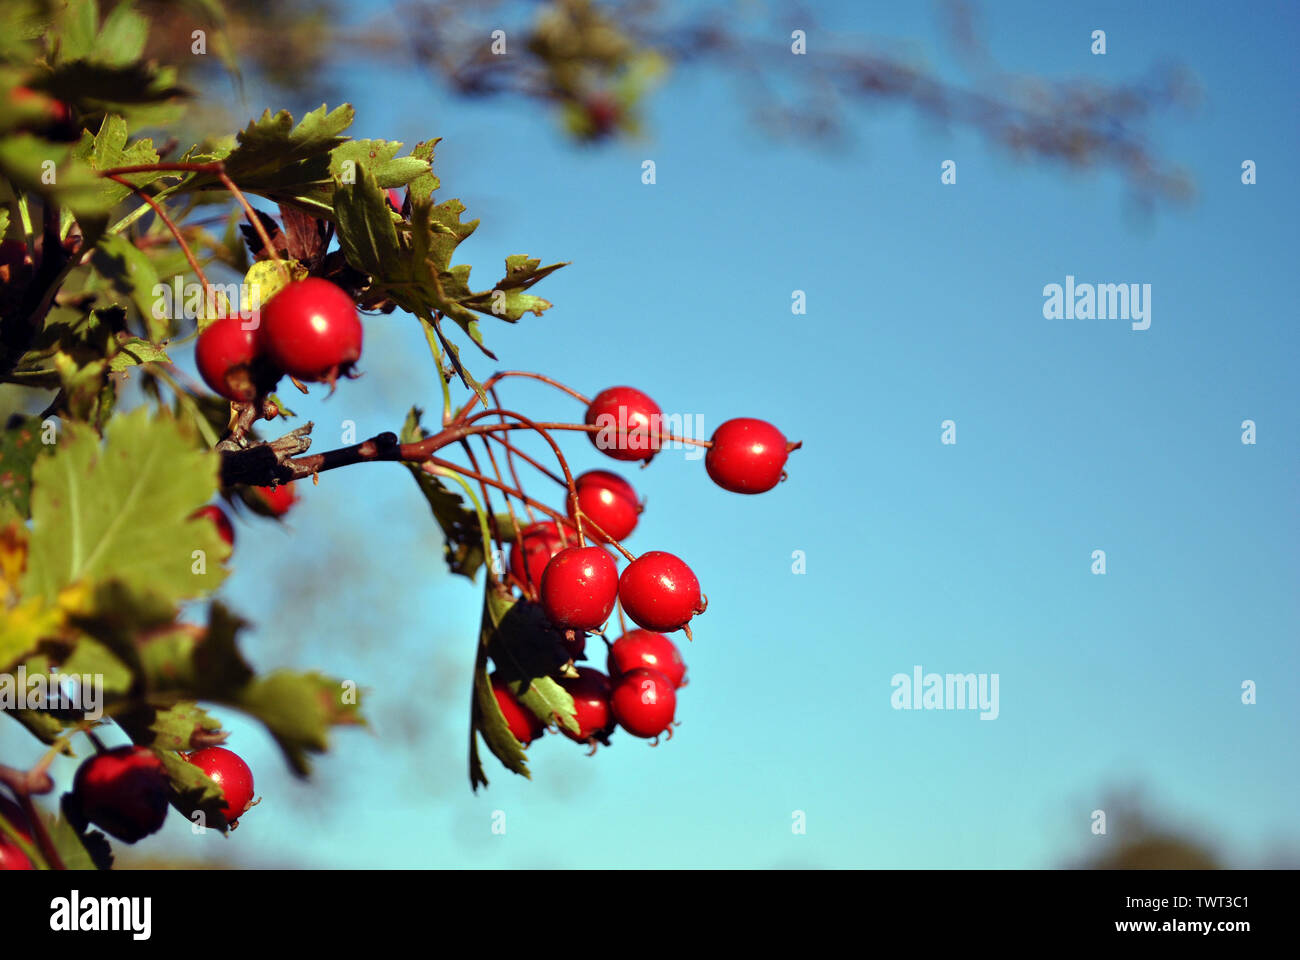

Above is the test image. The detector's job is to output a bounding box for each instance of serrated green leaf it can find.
[481,589,579,735]
[472,613,529,786]
[60,637,131,695]
[140,702,224,752]
[90,233,164,338]
[22,408,227,609]
[405,138,442,203]
[108,337,168,370]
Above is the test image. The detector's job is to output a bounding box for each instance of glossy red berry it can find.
[190,504,234,548]
[0,795,33,870]
[260,278,363,383]
[608,630,686,688]
[508,521,569,592]
[557,667,614,742]
[253,482,297,517]
[540,546,619,630]
[585,386,661,462]
[72,746,170,844]
[568,470,640,542]
[705,418,790,494]
[386,188,403,213]
[618,551,704,633]
[611,668,677,739]
[489,675,546,745]
[185,747,255,824]
[195,315,262,401]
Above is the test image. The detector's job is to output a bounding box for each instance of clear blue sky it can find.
[16,0,1299,868]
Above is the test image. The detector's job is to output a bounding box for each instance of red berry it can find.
[508,521,569,592]
[568,470,640,542]
[608,630,686,688]
[253,482,297,517]
[618,551,704,633]
[185,747,255,824]
[585,386,661,462]
[190,504,234,548]
[0,796,33,870]
[557,667,614,742]
[539,546,619,631]
[195,315,262,402]
[386,189,404,213]
[705,418,790,494]
[611,668,676,739]
[72,746,170,844]
[260,278,363,383]
[489,675,546,745]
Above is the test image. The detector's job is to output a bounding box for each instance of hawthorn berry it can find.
[705,418,790,494]
[185,747,255,824]
[0,796,33,870]
[611,668,677,739]
[557,667,614,742]
[190,504,235,548]
[386,188,404,213]
[608,630,686,688]
[253,482,297,517]
[585,385,661,462]
[540,545,619,631]
[71,746,170,844]
[195,314,266,402]
[618,551,704,633]
[508,521,569,592]
[489,675,546,745]
[260,278,363,384]
[568,470,640,542]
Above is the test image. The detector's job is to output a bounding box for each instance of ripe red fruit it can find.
[705,418,790,494]
[489,675,546,745]
[585,386,661,462]
[195,315,263,401]
[185,747,255,824]
[557,667,614,742]
[508,521,570,592]
[618,551,704,633]
[540,546,619,630]
[72,746,170,844]
[568,470,640,542]
[0,796,33,870]
[253,482,297,517]
[608,630,686,688]
[260,278,363,383]
[386,188,404,213]
[611,668,677,739]
[190,504,234,548]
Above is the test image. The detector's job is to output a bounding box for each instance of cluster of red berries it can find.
[489,384,794,749]
[0,743,255,869]
[195,276,364,402]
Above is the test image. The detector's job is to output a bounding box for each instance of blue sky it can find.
[11,0,1298,868]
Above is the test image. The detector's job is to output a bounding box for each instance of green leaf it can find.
[90,233,164,338]
[108,336,168,371]
[405,138,442,203]
[237,670,363,776]
[399,407,496,580]
[48,801,112,870]
[472,593,530,788]
[72,114,165,211]
[60,637,131,695]
[22,407,227,609]
[481,589,580,735]
[0,135,112,214]
[138,701,225,752]
[0,415,54,516]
